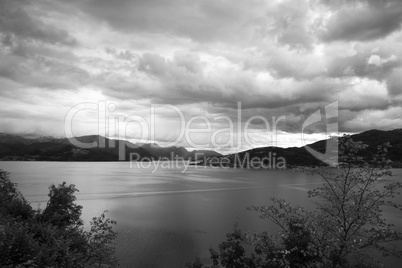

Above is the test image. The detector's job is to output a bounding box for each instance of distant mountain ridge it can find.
[215,129,402,168]
[0,133,221,161]
[0,129,401,166]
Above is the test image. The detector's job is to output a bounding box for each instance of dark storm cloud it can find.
[64,0,264,43]
[326,49,401,80]
[1,0,402,139]
[0,0,77,46]
[321,0,402,42]
[100,51,350,115]
[70,0,317,50]
[0,50,90,91]
[0,0,89,92]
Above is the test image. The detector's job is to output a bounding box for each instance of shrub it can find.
[0,169,118,267]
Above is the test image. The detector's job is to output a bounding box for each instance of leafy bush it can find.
[42,182,83,228]
[0,170,119,267]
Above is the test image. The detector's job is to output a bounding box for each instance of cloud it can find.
[386,67,402,96]
[0,49,90,91]
[1,0,402,148]
[100,51,344,110]
[342,106,402,132]
[258,0,315,50]
[174,51,203,73]
[326,51,400,81]
[0,0,77,46]
[321,0,402,42]
[0,0,90,94]
[336,78,389,111]
[63,0,268,44]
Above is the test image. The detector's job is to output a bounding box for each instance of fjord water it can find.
[2,162,402,267]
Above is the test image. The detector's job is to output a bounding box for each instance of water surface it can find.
[1,162,401,267]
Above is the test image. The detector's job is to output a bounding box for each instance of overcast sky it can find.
[1,0,402,152]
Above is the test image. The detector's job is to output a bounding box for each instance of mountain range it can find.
[0,133,221,161]
[217,129,402,168]
[0,129,401,167]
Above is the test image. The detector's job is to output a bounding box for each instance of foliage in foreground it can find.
[0,170,118,267]
[187,135,402,268]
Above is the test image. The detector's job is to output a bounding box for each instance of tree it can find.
[42,182,83,228]
[0,170,33,220]
[213,224,256,268]
[250,135,402,267]
[305,136,402,266]
[0,169,119,267]
[247,198,319,268]
[0,169,19,203]
[86,211,119,267]
[185,225,258,268]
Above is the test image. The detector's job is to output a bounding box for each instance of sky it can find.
[1,0,402,153]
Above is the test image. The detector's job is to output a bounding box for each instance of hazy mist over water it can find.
[1,162,402,267]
